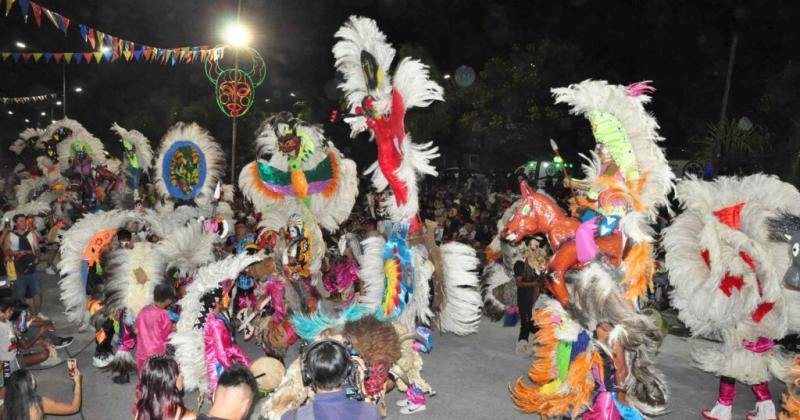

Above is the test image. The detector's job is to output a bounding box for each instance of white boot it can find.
[399,403,426,415]
[746,400,777,420]
[702,402,732,420]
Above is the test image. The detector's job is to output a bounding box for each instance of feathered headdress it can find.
[111,123,154,174]
[552,80,674,242]
[40,119,109,172]
[239,113,358,232]
[154,122,224,202]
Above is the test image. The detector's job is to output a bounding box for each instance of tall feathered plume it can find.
[57,210,143,325]
[111,122,154,173]
[551,80,674,243]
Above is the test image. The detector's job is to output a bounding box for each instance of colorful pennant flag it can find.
[5,0,16,17]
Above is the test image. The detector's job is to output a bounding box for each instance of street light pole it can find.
[61,63,67,118]
[229,0,242,185]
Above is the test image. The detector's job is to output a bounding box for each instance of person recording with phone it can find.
[282,339,379,420]
[0,362,82,419]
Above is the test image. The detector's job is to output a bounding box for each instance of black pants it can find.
[518,288,534,341]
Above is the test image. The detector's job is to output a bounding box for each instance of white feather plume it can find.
[57,210,143,325]
[438,242,482,335]
[103,241,166,315]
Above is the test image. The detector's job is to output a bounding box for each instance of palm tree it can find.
[689,118,770,175]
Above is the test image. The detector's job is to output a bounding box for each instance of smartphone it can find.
[67,359,76,375]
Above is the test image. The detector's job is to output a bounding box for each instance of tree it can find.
[689,118,770,175]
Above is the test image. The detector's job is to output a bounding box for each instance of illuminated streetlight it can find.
[100,46,111,53]
[289,92,296,97]
[74,87,83,93]
[15,41,26,49]
[40,112,46,116]
[24,118,29,123]
[7,110,12,115]
[443,74,451,80]
[264,98,270,103]
[51,120,56,124]
[222,22,252,48]
[56,101,62,106]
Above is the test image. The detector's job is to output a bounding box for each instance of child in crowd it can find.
[134,284,176,374]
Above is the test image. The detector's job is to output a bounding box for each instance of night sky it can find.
[1,0,799,174]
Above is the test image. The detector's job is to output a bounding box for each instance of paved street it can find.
[29,273,787,419]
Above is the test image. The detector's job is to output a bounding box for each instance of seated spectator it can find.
[198,364,258,420]
[0,298,60,369]
[134,355,195,420]
[1,366,82,419]
[282,340,380,420]
[11,301,72,350]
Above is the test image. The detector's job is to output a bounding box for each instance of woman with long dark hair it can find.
[134,355,196,420]
[1,367,82,420]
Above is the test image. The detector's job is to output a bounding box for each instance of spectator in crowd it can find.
[227,220,253,254]
[2,214,43,318]
[198,364,258,420]
[1,366,82,419]
[134,355,195,420]
[282,340,380,420]
[134,284,176,374]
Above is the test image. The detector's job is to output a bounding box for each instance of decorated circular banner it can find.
[162,140,207,200]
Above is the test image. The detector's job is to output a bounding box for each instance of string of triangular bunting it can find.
[3,0,222,64]
[0,47,225,65]
[0,92,58,104]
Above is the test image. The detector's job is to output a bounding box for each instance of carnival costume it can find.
[663,174,800,420]
[170,253,262,398]
[333,16,442,227]
[108,123,154,207]
[507,80,673,419]
[239,112,359,233]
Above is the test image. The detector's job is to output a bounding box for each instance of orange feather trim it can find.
[321,151,340,198]
[623,241,655,303]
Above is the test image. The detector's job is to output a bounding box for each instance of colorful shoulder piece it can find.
[41,119,108,173]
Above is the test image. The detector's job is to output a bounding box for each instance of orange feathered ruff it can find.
[510,307,597,417]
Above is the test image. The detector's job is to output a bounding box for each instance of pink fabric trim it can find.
[576,217,599,263]
[751,382,772,402]
[718,380,736,406]
[742,337,774,354]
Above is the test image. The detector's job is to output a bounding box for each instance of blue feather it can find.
[291,309,334,342]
